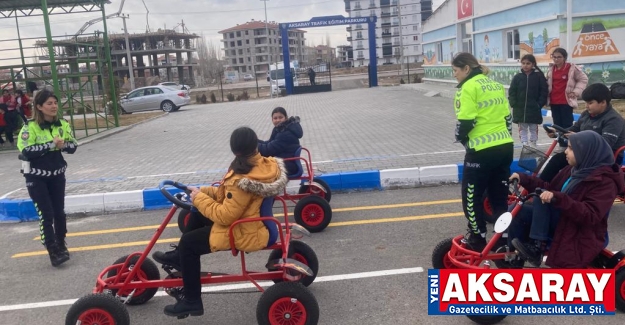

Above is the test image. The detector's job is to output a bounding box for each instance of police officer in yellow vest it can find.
[17,89,78,267]
[452,52,514,251]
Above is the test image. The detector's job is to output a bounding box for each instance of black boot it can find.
[57,239,70,259]
[164,298,204,317]
[465,232,487,252]
[46,242,69,267]
[511,238,544,267]
[153,245,181,270]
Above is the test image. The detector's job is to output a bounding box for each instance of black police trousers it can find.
[26,174,67,246]
[462,143,514,234]
[179,210,214,301]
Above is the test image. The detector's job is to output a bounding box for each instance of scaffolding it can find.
[0,0,119,140]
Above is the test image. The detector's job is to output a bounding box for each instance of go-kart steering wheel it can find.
[543,124,568,134]
[159,180,194,210]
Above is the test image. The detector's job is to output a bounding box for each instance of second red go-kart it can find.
[65,180,321,325]
[432,177,625,325]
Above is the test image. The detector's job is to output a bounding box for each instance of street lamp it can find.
[261,0,272,98]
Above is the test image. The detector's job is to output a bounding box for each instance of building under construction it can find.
[36,29,199,90]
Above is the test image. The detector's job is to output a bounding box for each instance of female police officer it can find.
[452,52,514,251]
[18,89,78,267]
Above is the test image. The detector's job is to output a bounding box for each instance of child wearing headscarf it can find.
[508,130,624,268]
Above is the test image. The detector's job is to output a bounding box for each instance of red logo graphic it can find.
[458,0,473,20]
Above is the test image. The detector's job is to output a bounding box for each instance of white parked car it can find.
[243,74,254,81]
[158,82,191,91]
[119,85,190,113]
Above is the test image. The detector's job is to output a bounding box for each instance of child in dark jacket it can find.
[508,131,624,268]
[508,54,548,148]
[258,107,303,176]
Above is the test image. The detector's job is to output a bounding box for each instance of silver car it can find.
[120,86,190,113]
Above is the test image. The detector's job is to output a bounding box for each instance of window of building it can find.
[413,25,418,31]
[413,45,420,52]
[393,27,399,35]
[370,10,375,17]
[370,0,375,7]
[232,58,236,64]
[229,33,234,38]
[245,30,249,35]
[248,57,251,62]
[357,50,364,58]
[357,31,363,39]
[357,40,363,49]
[506,29,520,60]
[230,41,235,47]
[237,40,242,46]
[238,49,243,55]
[242,66,246,72]
[231,49,236,56]
[246,39,249,44]
[355,11,361,17]
[236,31,241,37]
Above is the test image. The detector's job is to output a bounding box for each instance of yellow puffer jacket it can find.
[193,154,288,252]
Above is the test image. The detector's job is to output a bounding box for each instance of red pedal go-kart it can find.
[177,147,333,234]
[279,147,332,233]
[432,180,625,324]
[65,180,320,325]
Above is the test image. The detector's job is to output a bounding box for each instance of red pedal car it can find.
[65,180,320,325]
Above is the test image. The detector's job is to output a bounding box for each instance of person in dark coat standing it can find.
[258,107,303,176]
[508,54,548,148]
[508,130,624,268]
[307,68,316,86]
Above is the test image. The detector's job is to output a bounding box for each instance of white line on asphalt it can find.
[0,188,24,199]
[0,267,423,312]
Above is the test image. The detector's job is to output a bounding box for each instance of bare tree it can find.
[196,34,224,84]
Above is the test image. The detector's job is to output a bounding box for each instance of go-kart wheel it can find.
[616,267,625,312]
[65,293,130,325]
[482,189,514,224]
[256,282,319,325]
[107,255,160,305]
[267,240,319,287]
[177,209,191,232]
[294,196,332,233]
[432,238,456,269]
[298,177,332,202]
[466,315,507,325]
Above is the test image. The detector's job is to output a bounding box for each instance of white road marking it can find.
[0,267,423,312]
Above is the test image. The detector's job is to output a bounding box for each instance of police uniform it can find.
[454,70,514,241]
[17,119,77,259]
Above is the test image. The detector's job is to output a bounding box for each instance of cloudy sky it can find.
[0,0,444,65]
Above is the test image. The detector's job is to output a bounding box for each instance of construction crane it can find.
[74,0,126,37]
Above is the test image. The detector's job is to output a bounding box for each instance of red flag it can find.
[458,0,473,19]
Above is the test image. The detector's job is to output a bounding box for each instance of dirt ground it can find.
[70,112,165,130]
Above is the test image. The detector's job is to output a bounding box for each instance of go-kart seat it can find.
[287,147,304,179]
[260,197,279,247]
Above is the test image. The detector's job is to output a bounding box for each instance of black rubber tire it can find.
[482,190,499,224]
[294,195,332,233]
[466,315,507,325]
[107,255,160,305]
[267,240,319,287]
[177,209,190,232]
[298,177,332,203]
[616,267,625,313]
[161,100,175,112]
[256,282,319,325]
[65,293,130,325]
[432,238,454,269]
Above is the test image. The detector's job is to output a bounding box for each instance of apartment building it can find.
[344,0,432,66]
[336,45,354,67]
[218,20,306,75]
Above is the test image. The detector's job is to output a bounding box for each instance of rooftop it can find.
[218,20,306,34]
[0,0,110,12]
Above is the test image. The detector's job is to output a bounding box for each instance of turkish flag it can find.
[457,0,473,19]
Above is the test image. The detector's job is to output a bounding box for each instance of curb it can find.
[0,159,535,223]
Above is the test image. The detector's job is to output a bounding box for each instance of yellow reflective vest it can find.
[454,73,513,151]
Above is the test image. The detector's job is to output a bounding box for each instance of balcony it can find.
[346,26,352,32]
[354,5,362,10]
[356,45,364,50]
[391,11,398,16]
[382,32,391,37]
[357,56,365,60]
[381,11,390,17]
[381,22,391,27]
[369,3,376,8]
[380,0,390,7]
[347,36,352,42]
[354,25,364,30]
[382,42,392,47]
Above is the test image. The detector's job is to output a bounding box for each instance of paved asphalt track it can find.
[1,186,624,325]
